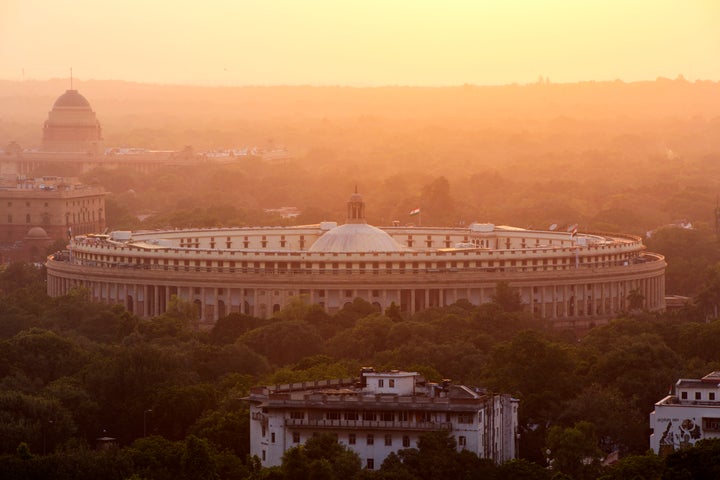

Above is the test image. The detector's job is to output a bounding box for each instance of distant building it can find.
[1,88,288,176]
[41,89,103,153]
[650,372,720,455]
[46,190,666,328]
[0,176,106,262]
[247,368,518,469]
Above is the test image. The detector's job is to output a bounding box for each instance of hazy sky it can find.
[1,0,718,86]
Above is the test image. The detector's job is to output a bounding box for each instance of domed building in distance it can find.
[41,89,103,153]
[46,191,666,329]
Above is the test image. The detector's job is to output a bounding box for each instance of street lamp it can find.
[143,409,153,437]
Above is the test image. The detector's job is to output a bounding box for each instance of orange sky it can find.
[1,0,718,86]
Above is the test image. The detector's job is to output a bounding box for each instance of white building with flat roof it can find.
[247,368,518,469]
[650,372,720,455]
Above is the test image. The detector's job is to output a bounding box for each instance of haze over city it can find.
[2,1,720,479]
[1,0,719,86]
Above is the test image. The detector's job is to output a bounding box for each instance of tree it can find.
[182,435,217,480]
[627,289,645,311]
[559,383,646,454]
[491,282,524,313]
[696,263,720,320]
[545,421,603,480]
[240,320,323,366]
[597,452,663,480]
[280,432,361,480]
[663,437,720,480]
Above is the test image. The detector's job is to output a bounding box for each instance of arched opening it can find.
[243,301,251,315]
[193,299,202,319]
[372,302,382,312]
[217,300,226,319]
[127,295,134,314]
[272,303,281,314]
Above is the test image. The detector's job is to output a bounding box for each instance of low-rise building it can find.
[0,175,106,262]
[248,368,518,469]
[650,372,720,455]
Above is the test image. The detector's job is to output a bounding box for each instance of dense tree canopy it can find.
[2,259,720,477]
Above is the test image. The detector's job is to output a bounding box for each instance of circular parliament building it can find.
[46,191,666,328]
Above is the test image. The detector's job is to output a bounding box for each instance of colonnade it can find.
[46,267,666,328]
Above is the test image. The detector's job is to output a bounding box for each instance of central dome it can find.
[308,189,406,253]
[309,223,406,253]
[42,88,102,152]
[53,90,92,108]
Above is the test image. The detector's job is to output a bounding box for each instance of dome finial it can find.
[347,189,366,224]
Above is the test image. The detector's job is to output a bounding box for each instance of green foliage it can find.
[598,452,663,480]
[189,406,250,457]
[696,262,720,320]
[182,435,217,480]
[559,383,646,454]
[5,328,87,387]
[497,458,551,480]
[663,438,720,480]
[8,258,720,477]
[492,281,524,313]
[240,320,323,366]
[545,421,604,480]
[646,227,720,296]
[0,390,76,454]
[209,313,272,345]
[280,432,361,480]
[378,431,495,480]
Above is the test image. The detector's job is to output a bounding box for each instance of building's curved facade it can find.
[46,193,666,328]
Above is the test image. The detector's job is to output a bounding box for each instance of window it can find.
[402,435,410,447]
[349,434,356,445]
[696,392,702,400]
[459,436,467,447]
[271,432,275,443]
[363,411,376,421]
[458,413,474,424]
[293,432,300,443]
[262,450,266,461]
[711,392,716,401]
[366,458,375,470]
[381,411,394,422]
[389,379,395,388]
[378,379,384,388]
[26,214,30,223]
[326,411,341,420]
[384,434,392,446]
[681,391,688,400]
[366,434,374,445]
[703,417,720,431]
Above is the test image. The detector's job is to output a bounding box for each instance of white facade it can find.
[46,191,666,330]
[650,372,720,455]
[247,370,518,469]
